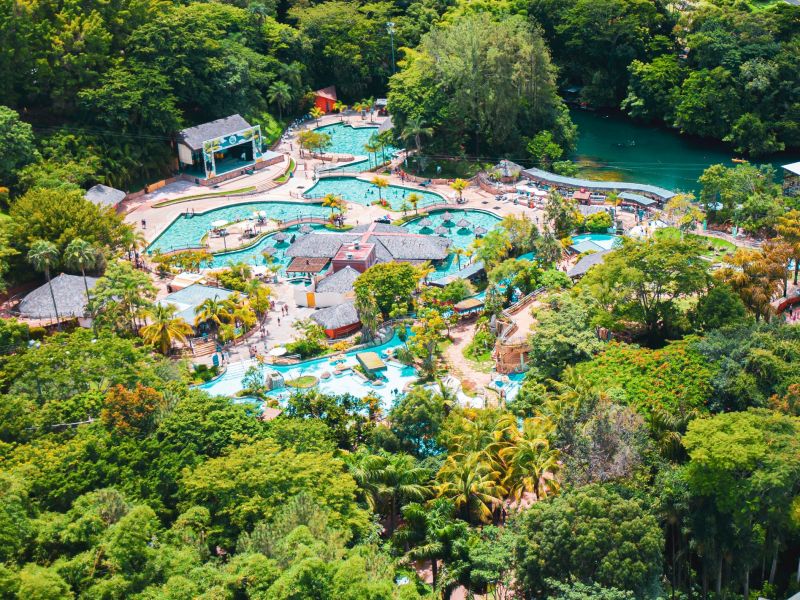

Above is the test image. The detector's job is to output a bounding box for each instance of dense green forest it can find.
[1,0,799,195]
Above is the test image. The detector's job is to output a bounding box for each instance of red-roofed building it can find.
[332,241,377,273]
[314,86,338,113]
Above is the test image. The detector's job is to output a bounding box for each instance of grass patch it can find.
[274,158,296,184]
[406,156,486,179]
[153,186,257,207]
[324,223,354,231]
[285,375,318,388]
[655,227,736,258]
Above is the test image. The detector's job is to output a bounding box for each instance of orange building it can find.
[313,86,338,113]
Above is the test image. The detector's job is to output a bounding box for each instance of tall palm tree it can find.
[194,296,234,336]
[28,240,61,330]
[309,106,324,126]
[494,415,560,502]
[436,453,505,524]
[450,178,468,201]
[322,193,344,219]
[364,138,380,169]
[64,238,98,298]
[452,247,467,269]
[407,192,422,214]
[372,176,389,203]
[267,81,293,122]
[402,117,433,168]
[374,453,431,535]
[140,303,193,355]
[119,226,147,263]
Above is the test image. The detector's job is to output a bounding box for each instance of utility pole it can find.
[387,22,396,75]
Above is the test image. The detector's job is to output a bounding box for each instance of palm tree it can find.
[322,193,344,219]
[372,175,389,204]
[64,238,98,298]
[400,200,410,216]
[375,453,431,535]
[119,226,147,264]
[407,192,422,214]
[267,81,292,122]
[452,247,467,269]
[364,137,380,169]
[450,178,468,201]
[401,117,433,168]
[309,106,324,126]
[436,453,505,524]
[494,415,560,502]
[28,240,61,330]
[140,303,193,355]
[333,100,347,120]
[194,295,234,336]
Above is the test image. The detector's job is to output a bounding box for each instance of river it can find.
[570,109,800,193]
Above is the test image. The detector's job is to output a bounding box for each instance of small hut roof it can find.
[356,351,386,371]
[435,226,448,235]
[456,218,471,228]
[568,250,611,278]
[418,218,433,227]
[286,257,330,274]
[18,273,99,319]
[84,184,126,208]
[315,266,360,293]
[310,301,360,330]
[273,232,288,242]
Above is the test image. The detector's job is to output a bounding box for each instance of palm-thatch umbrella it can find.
[418,218,433,231]
[435,225,448,236]
[456,218,472,229]
[474,226,488,237]
[442,211,454,223]
[273,232,288,245]
[299,224,313,234]
[261,246,277,256]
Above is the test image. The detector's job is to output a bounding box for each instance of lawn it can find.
[655,227,736,258]
[285,375,318,388]
[153,186,257,207]
[404,156,486,179]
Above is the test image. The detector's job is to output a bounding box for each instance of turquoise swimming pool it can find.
[198,333,417,408]
[315,122,397,158]
[570,233,622,254]
[146,201,330,254]
[402,209,503,280]
[304,176,445,211]
[207,224,326,270]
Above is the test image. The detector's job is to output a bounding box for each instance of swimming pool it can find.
[402,209,503,280]
[570,233,621,254]
[304,176,445,211]
[314,122,397,158]
[198,333,418,408]
[207,224,326,270]
[146,201,331,254]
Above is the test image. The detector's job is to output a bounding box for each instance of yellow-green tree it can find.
[371,175,389,203]
[140,303,193,355]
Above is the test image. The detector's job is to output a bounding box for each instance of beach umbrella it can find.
[261,246,277,256]
[299,224,313,234]
[474,226,488,236]
[258,210,267,218]
[435,226,448,236]
[269,347,287,357]
[211,219,228,228]
[418,218,433,228]
[442,211,454,222]
[456,218,472,229]
[273,232,288,242]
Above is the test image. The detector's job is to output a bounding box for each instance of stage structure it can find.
[177,114,267,181]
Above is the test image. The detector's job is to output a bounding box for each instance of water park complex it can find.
[14,96,800,414]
